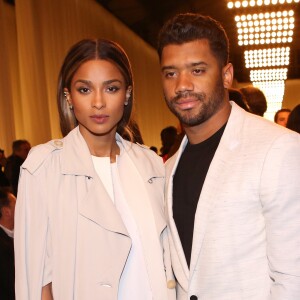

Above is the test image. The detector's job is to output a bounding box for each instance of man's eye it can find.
[193,69,204,75]
[78,87,90,94]
[165,72,176,78]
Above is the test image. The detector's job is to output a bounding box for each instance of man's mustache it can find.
[171,91,206,102]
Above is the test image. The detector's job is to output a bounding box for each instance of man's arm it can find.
[261,132,300,299]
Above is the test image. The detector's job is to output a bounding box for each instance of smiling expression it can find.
[66,59,129,141]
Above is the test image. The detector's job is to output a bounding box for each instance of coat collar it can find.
[60,127,164,180]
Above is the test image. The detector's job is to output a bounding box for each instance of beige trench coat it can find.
[14,127,176,300]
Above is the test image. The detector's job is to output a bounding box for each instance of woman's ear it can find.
[63,88,73,109]
[223,63,234,89]
[125,86,132,105]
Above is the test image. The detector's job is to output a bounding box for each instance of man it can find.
[157,13,300,299]
[5,140,31,196]
[0,188,16,300]
[274,108,291,127]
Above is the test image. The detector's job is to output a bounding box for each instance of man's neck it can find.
[184,101,231,145]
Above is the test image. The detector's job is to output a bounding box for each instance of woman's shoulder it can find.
[22,139,65,174]
[124,140,163,162]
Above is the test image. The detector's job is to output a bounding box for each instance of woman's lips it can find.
[90,114,109,124]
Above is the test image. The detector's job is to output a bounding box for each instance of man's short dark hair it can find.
[0,188,10,218]
[157,13,229,67]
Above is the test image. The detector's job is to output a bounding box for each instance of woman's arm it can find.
[42,283,53,300]
[14,166,50,299]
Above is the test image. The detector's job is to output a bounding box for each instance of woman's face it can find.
[66,59,129,141]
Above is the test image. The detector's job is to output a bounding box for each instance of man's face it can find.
[160,39,230,127]
[276,111,290,127]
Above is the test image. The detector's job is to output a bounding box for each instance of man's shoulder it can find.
[233,106,296,139]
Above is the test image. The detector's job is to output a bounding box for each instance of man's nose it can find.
[175,73,194,94]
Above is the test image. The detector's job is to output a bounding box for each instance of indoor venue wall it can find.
[0,0,178,154]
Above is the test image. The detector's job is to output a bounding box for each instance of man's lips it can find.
[175,98,199,110]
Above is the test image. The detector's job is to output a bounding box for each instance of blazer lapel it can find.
[165,137,190,291]
[189,102,244,278]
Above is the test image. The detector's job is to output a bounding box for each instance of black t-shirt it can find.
[173,124,226,267]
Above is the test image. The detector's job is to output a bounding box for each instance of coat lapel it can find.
[61,127,129,236]
[118,137,168,299]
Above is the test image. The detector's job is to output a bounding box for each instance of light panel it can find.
[236,10,295,45]
[250,68,288,81]
[228,0,299,9]
[244,47,290,68]
[252,81,286,120]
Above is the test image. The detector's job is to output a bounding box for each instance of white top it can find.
[92,153,152,300]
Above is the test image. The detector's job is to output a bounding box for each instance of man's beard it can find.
[164,76,225,127]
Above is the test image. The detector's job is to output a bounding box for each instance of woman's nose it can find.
[92,92,105,109]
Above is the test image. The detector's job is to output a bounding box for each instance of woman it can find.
[14,39,176,300]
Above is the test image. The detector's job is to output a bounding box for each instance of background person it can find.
[160,126,178,162]
[158,12,300,300]
[14,38,175,300]
[286,104,300,133]
[0,149,10,188]
[0,188,16,300]
[228,88,251,112]
[274,108,291,127]
[4,140,31,196]
[240,85,267,117]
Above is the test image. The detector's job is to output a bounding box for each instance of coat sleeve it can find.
[14,164,52,300]
[261,132,300,299]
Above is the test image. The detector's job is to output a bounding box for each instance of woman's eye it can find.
[106,86,120,93]
[78,87,90,94]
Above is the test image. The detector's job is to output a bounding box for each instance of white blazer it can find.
[14,127,176,300]
[166,102,300,299]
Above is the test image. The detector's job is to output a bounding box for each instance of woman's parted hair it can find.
[57,38,134,138]
[157,13,229,68]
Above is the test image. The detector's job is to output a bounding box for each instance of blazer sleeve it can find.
[260,132,300,299]
[14,164,51,299]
